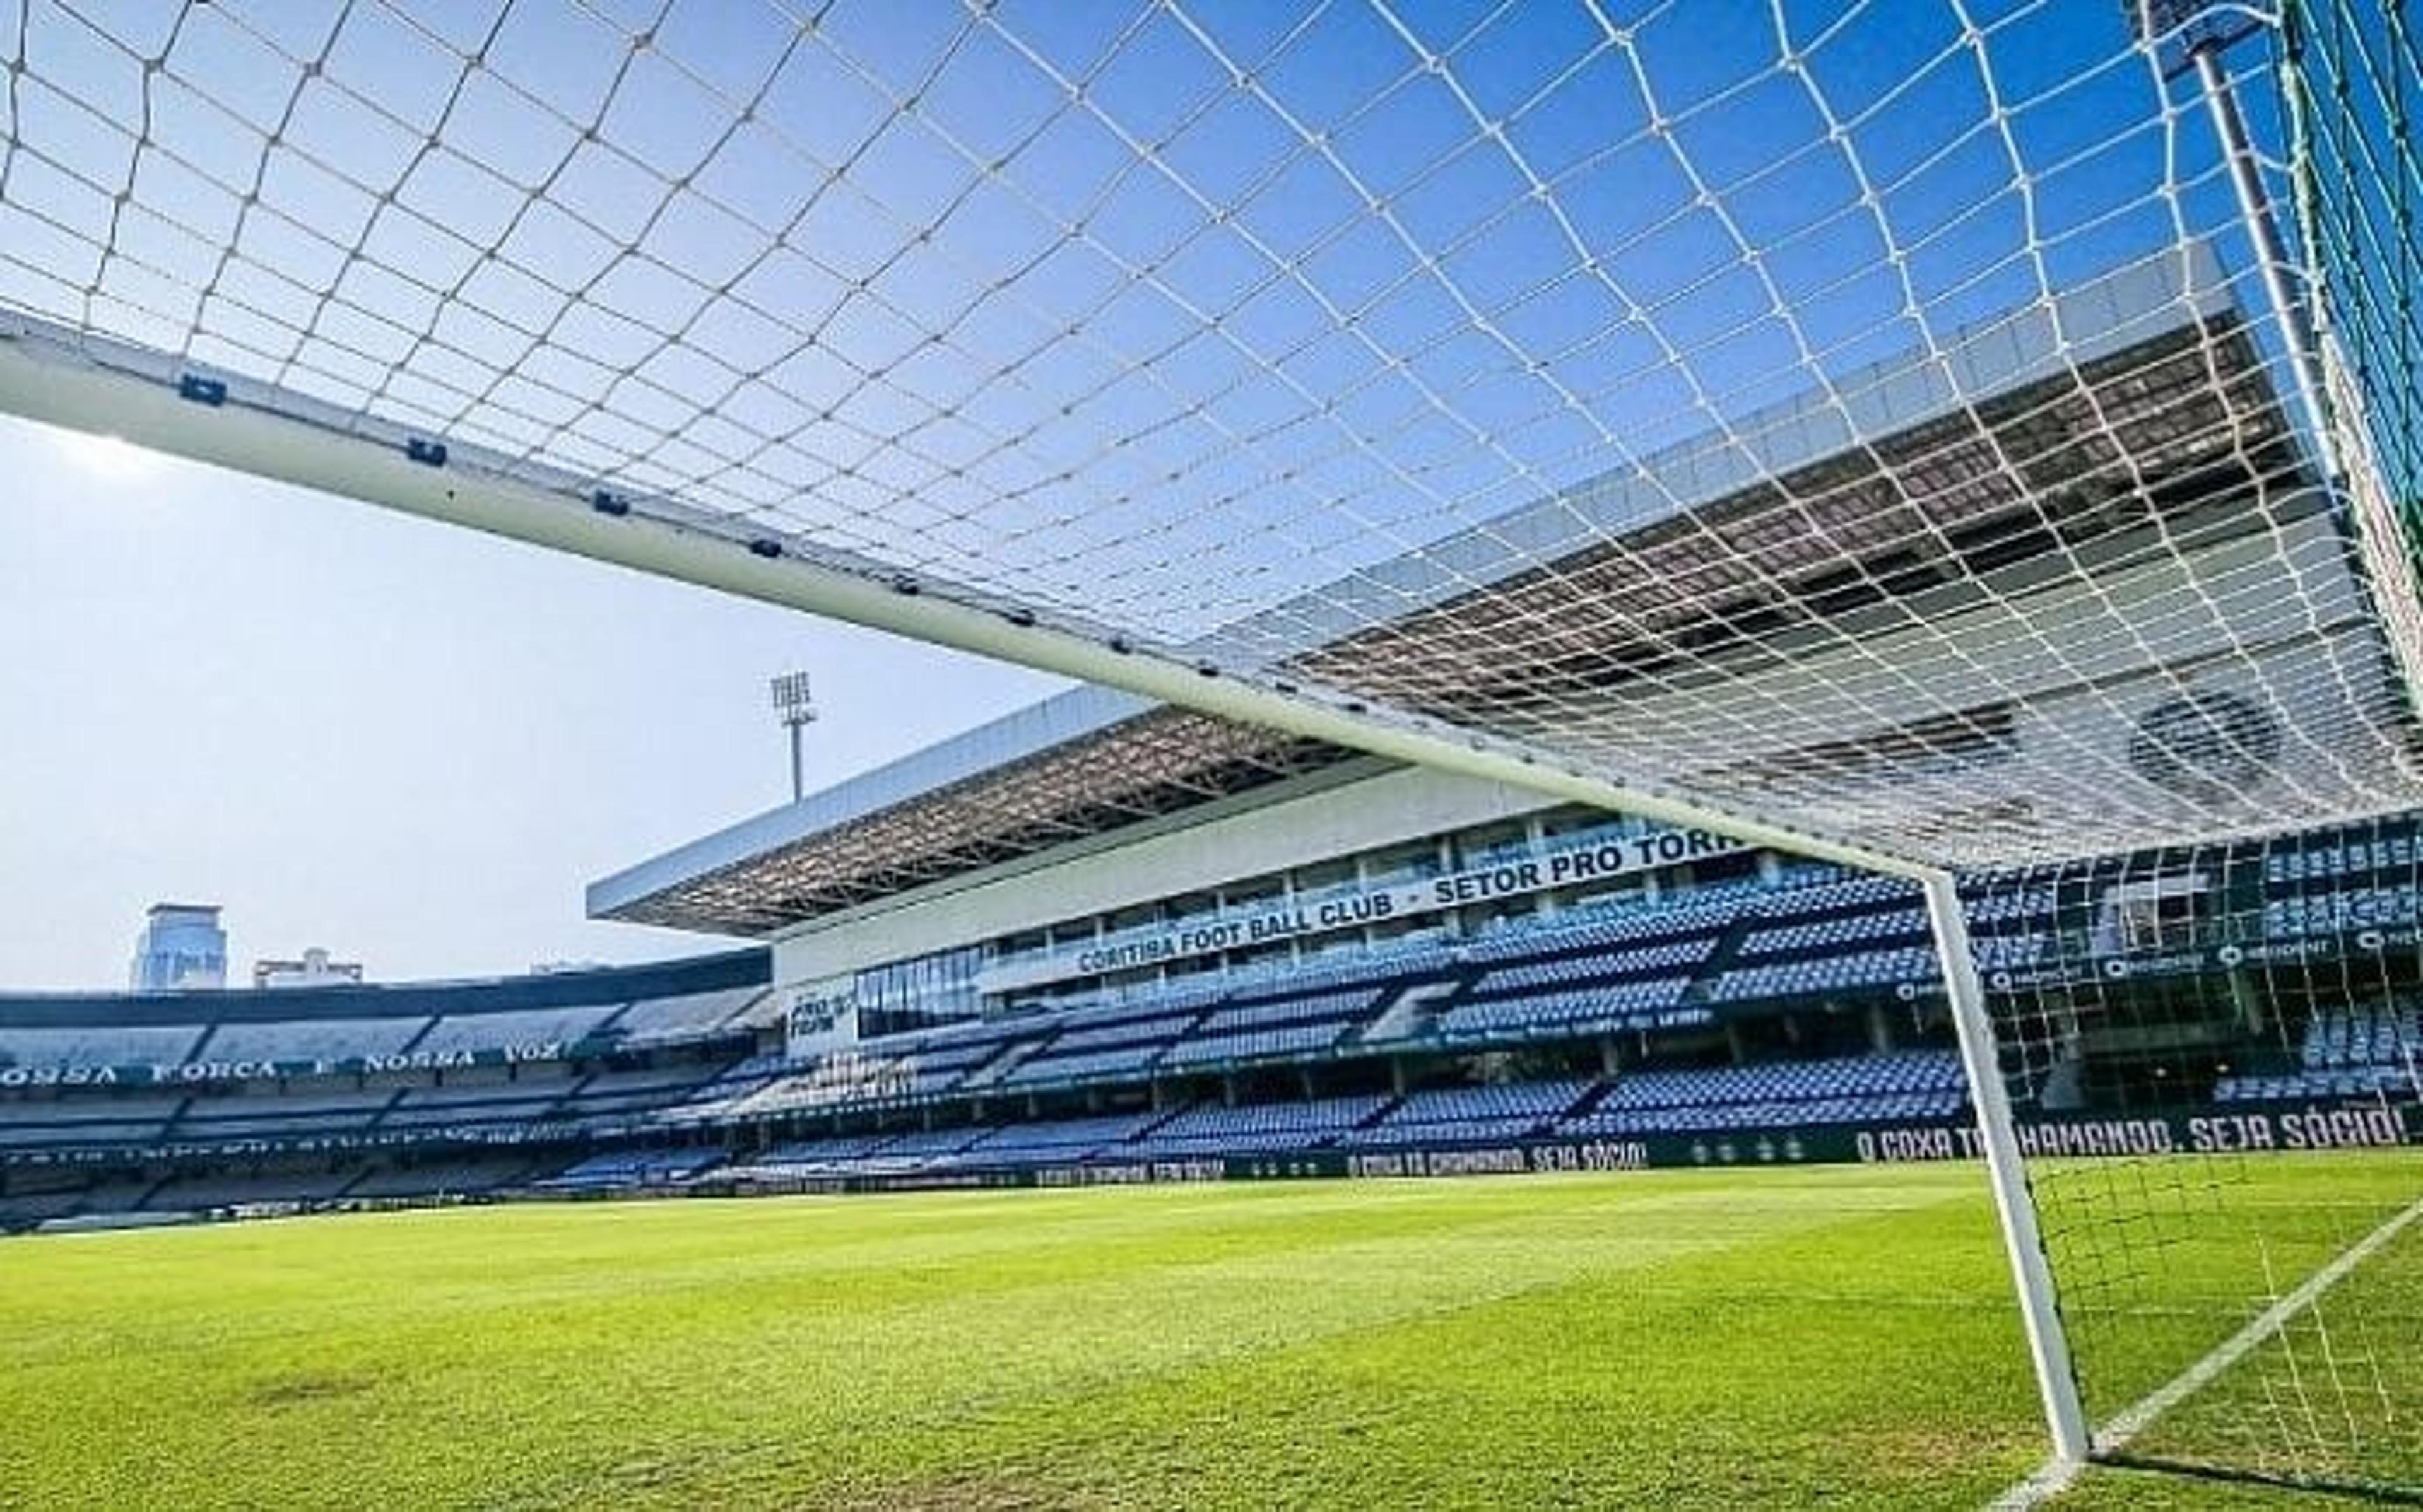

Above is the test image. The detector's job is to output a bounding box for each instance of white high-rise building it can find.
[129,903,227,991]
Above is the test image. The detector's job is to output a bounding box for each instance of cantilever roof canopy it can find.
[15,6,2421,935]
[590,691,1354,934]
[591,255,2330,938]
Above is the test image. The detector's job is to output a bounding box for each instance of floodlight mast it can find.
[772,671,819,804]
[2136,0,2342,479]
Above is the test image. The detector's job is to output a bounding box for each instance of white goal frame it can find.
[0,310,2097,1470]
[13,0,2423,1489]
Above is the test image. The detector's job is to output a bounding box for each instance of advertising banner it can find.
[979,826,1747,993]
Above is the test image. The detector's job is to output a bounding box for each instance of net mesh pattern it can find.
[2289,0,2423,515]
[1955,11,2419,1493]
[1974,823,2421,1493]
[3,0,2420,867]
[5,3,2422,1491]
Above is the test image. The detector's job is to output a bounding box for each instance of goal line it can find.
[1995,1188,2423,1509]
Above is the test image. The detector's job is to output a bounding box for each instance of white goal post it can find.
[3,0,2419,1490]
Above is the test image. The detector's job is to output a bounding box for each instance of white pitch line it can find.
[1990,1189,2423,1511]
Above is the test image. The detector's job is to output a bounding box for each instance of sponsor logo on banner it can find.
[979,826,1746,992]
[675,1101,2422,1197]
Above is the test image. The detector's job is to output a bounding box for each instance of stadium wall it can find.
[770,761,1564,997]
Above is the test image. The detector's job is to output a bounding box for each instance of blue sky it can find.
[0,1,2279,647]
[0,409,1064,988]
[0,2,2328,985]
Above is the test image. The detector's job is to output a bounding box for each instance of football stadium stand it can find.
[1,257,2416,1230]
[2215,1005,2422,1102]
[4,806,2420,1231]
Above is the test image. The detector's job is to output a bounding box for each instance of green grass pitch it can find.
[0,1158,2414,1509]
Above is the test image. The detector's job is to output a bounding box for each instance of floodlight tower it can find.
[2133,0,2339,477]
[770,671,818,804]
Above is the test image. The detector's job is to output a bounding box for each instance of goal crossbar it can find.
[0,310,1933,880]
[0,296,2108,1469]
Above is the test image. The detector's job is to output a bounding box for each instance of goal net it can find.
[1972,829,2422,1497]
[0,0,2417,1492]
[3,0,2419,870]
[1958,4,2420,1497]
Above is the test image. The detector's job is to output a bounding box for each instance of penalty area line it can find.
[1990,1188,2423,1511]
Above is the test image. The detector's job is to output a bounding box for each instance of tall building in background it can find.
[129,903,227,991]
[252,947,363,990]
